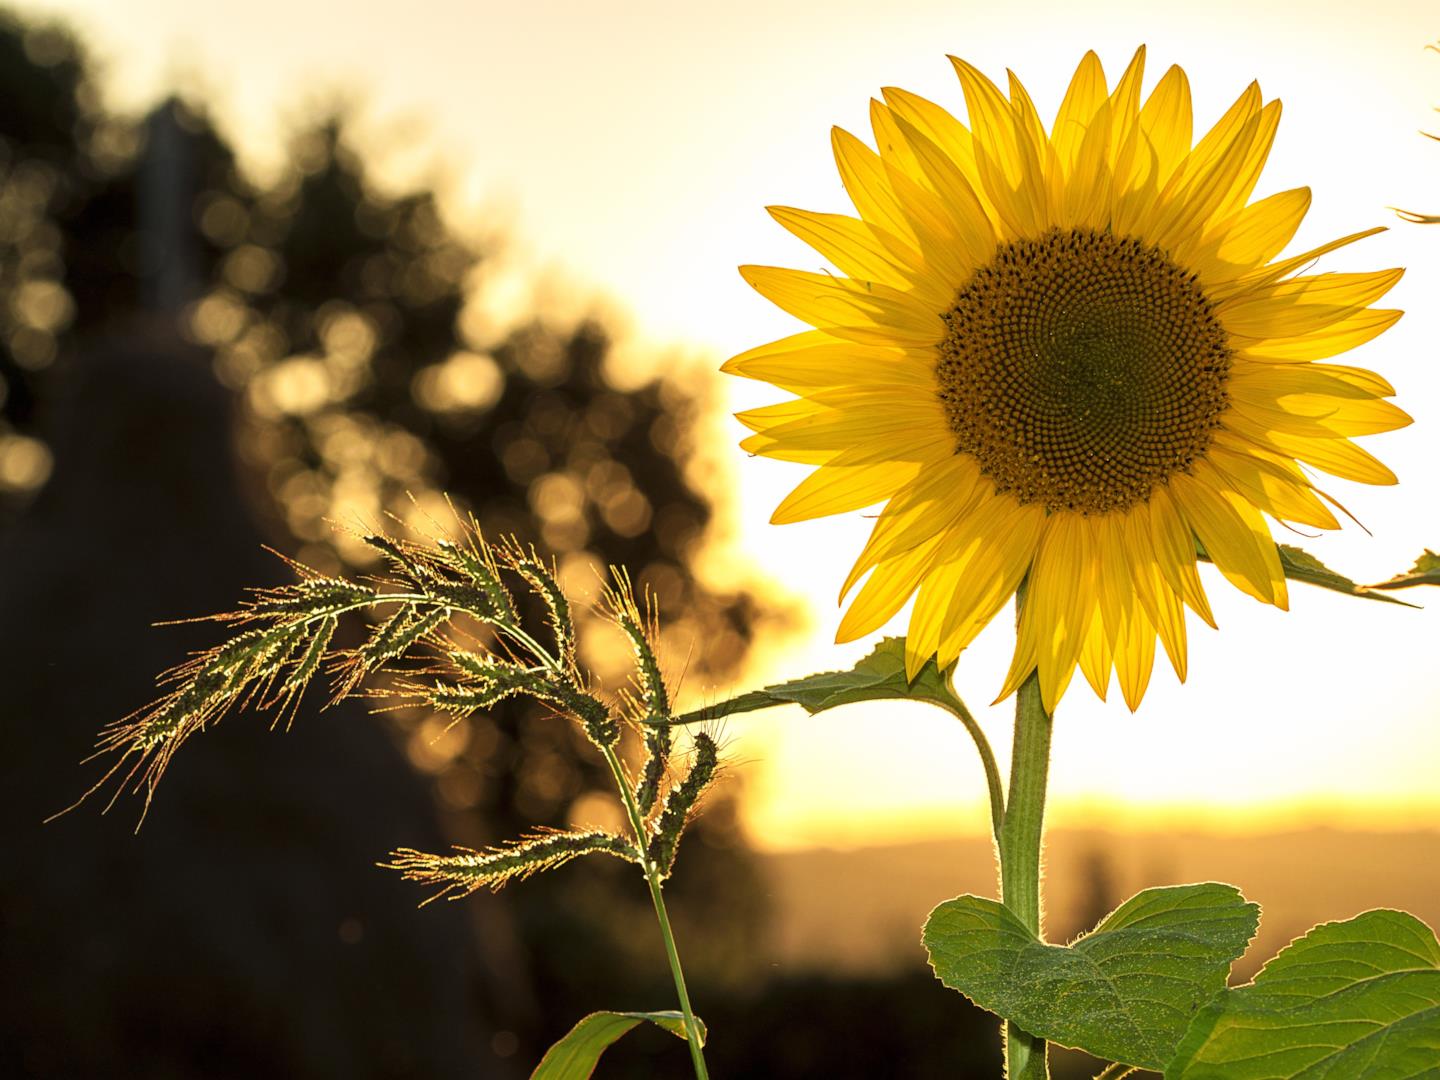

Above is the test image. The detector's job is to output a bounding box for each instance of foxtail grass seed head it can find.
[635,725,672,816]
[362,532,418,575]
[646,732,719,878]
[604,569,670,723]
[384,830,639,902]
[432,535,521,625]
[247,577,377,619]
[569,688,621,749]
[282,615,336,700]
[502,540,577,674]
[70,526,642,814]
[422,654,554,717]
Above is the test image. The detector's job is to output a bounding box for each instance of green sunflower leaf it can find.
[923,883,1259,1071]
[1368,549,1440,591]
[531,1010,705,1080]
[673,636,953,724]
[1166,909,1440,1079]
[1196,541,1420,607]
[1274,544,1420,606]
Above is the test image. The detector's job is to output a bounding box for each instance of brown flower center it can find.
[937,228,1231,515]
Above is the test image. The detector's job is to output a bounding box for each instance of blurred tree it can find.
[0,5,788,1075]
[0,12,90,517]
[190,112,787,1044]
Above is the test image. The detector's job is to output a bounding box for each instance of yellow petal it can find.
[832,126,921,247]
[1144,486,1216,626]
[1188,187,1310,283]
[1113,601,1157,712]
[1213,99,1282,221]
[725,328,849,365]
[880,155,993,289]
[723,339,937,393]
[1006,69,1055,221]
[837,528,949,641]
[870,97,921,179]
[1300,361,1396,397]
[1150,110,1264,250]
[1235,308,1403,362]
[1076,608,1112,700]
[938,496,1044,668]
[771,457,927,525]
[1001,598,1039,704]
[739,264,944,345]
[1248,427,1399,485]
[1229,368,1411,437]
[886,110,999,271]
[1137,559,1189,682]
[1222,269,1404,338]
[1138,64,1192,188]
[904,539,977,678]
[950,56,1022,183]
[766,206,921,291]
[1107,46,1148,156]
[736,433,836,465]
[1205,444,1339,530]
[1171,461,1287,609]
[735,396,823,433]
[880,86,981,183]
[1051,50,1108,173]
[950,56,1046,236]
[843,456,985,596]
[1215,227,1386,301]
[1063,99,1116,228]
[1171,82,1261,193]
[740,409,946,452]
[1025,514,1100,711]
[1083,514,1122,641]
[739,401,947,454]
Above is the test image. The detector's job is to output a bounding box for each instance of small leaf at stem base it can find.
[531,1010,706,1080]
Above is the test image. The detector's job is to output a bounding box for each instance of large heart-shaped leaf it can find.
[674,637,953,724]
[531,1010,705,1079]
[1167,909,1440,1078]
[924,883,1259,1070]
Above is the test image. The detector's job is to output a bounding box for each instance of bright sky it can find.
[21,0,1440,849]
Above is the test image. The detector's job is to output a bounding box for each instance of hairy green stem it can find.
[512,623,707,1078]
[998,667,1053,1079]
[914,685,1005,842]
[603,744,709,1080]
[1093,1063,1138,1080]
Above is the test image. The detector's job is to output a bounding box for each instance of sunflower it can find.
[726,47,1409,712]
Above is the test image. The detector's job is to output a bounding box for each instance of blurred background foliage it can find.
[0,8,1107,1077]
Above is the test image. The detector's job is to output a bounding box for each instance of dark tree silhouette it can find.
[0,7,784,1077]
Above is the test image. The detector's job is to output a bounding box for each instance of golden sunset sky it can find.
[20,0,1440,848]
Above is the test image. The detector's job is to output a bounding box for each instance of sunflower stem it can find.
[602,743,709,1080]
[913,683,1004,842]
[997,665,1052,1079]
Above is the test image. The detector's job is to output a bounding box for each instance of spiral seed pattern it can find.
[937,228,1231,515]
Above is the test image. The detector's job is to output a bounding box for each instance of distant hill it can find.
[758,826,1440,979]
